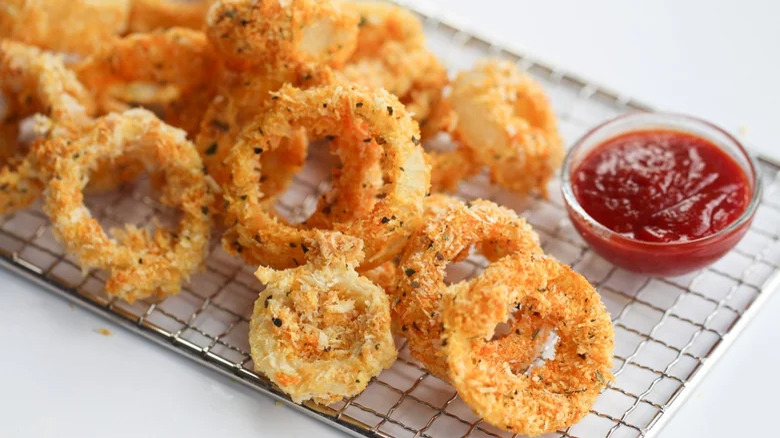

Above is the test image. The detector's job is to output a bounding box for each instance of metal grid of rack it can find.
[2,1,779,437]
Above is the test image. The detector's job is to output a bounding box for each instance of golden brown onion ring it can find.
[250,231,396,404]
[0,0,130,56]
[442,253,614,436]
[206,0,359,71]
[195,66,331,206]
[76,27,219,137]
[222,84,429,271]
[450,59,563,197]
[38,109,213,302]
[339,2,447,122]
[0,40,94,214]
[394,194,542,379]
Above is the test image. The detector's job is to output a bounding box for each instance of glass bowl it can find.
[561,112,762,277]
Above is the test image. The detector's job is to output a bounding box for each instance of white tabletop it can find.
[2,1,779,437]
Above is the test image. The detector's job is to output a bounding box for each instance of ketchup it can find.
[572,130,750,243]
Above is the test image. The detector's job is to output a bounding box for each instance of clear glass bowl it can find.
[561,112,762,277]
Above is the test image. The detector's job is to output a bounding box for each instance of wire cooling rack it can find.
[3,2,780,438]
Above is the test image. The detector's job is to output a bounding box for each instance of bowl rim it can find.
[560,111,763,249]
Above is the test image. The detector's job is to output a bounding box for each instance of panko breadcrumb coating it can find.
[340,1,447,122]
[0,0,130,56]
[222,84,430,271]
[207,0,359,71]
[442,253,614,436]
[250,231,396,404]
[76,27,219,137]
[38,109,214,302]
[0,40,94,214]
[394,194,543,379]
[450,59,564,197]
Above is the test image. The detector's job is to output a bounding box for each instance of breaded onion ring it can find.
[195,66,331,203]
[128,0,216,32]
[348,1,424,57]
[450,59,564,197]
[0,0,130,56]
[38,109,213,302]
[76,27,219,137]
[206,0,359,71]
[250,231,396,404]
[339,2,447,122]
[222,84,429,270]
[394,194,542,378]
[442,253,614,435]
[0,40,94,214]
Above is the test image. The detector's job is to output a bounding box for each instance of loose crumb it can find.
[274,401,284,407]
[93,328,112,336]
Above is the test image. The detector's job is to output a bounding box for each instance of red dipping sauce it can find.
[562,113,760,276]
[572,130,750,243]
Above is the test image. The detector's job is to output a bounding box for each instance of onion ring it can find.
[394,194,542,378]
[450,59,564,197]
[442,253,614,435]
[0,0,130,56]
[339,2,447,122]
[76,27,219,137]
[195,66,331,204]
[250,230,396,404]
[128,0,216,32]
[0,40,94,214]
[38,108,214,302]
[222,84,429,270]
[206,0,359,71]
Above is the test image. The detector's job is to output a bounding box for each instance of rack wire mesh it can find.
[3,1,780,437]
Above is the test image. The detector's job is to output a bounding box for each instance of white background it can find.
[2,1,779,437]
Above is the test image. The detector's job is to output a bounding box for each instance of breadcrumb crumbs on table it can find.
[93,328,112,336]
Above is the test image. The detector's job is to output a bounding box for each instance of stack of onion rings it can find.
[0,2,617,432]
[76,27,219,137]
[393,194,543,378]
[250,230,396,404]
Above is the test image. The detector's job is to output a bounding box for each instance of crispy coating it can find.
[76,27,219,137]
[339,2,447,122]
[348,1,424,57]
[206,0,359,71]
[128,0,216,32]
[222,84,430,270]
[450,59,564,197]
[38,109,214,302]
[195,66,331,207]
[442,253,614,435]
[0,40,94,214]
[250,231,396,404]
[0,0,130,56]
[394,194,543,378]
